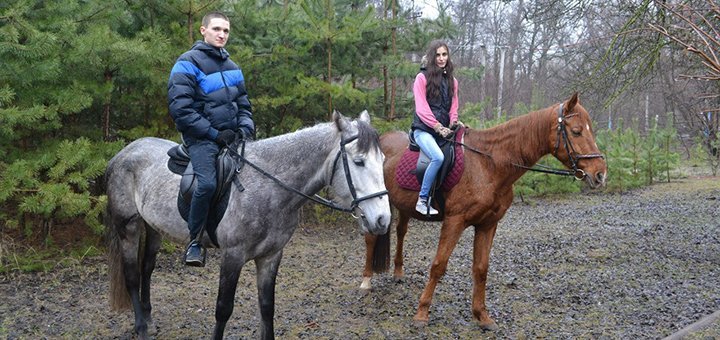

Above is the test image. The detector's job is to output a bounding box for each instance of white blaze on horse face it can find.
[586,123,600,149]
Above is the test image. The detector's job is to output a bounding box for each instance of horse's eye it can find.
[353,158,365,166]
[571,127,582,137]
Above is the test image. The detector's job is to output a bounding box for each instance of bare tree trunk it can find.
[389,0,397,120]
[382,0,389,119]
[187,10,194,45]
[327,39,333,119]
[103,69,113,141]
[42,216,53,246]
[497,47,506,119]
[645,94,650,134]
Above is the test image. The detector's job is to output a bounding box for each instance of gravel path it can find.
[0,177,718,339]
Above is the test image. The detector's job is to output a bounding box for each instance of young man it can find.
[167,11,255,266]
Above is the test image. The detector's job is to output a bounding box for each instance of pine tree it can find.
[0,0,171,241]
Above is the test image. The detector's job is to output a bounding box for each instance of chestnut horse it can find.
[362,93,607,330]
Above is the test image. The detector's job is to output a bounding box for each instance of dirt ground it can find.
[0,176,719,339]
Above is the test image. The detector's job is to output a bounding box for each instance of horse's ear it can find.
[333,110,350,131]
[566,92,579,113]
[358,110,370,123]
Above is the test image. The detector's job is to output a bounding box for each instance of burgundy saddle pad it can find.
[395,129,465,192]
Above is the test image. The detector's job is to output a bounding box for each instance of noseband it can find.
[553,103,605,180]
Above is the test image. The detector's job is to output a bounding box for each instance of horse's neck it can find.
[470,109,554,181]
[249,125,337,195]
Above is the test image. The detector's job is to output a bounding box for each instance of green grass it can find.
[0,243,102,273]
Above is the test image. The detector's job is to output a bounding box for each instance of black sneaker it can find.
[184,241,205,267]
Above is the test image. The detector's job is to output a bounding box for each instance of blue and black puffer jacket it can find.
[168,41,255,143]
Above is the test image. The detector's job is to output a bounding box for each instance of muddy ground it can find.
[1,177,719,339]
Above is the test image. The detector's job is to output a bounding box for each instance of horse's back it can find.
[107,137,175,177]
[108,137,176,166]
[380,130,409,159]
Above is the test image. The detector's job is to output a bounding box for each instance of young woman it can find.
[411,40,460,215]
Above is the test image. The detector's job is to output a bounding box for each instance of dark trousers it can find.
[186,139,220,241]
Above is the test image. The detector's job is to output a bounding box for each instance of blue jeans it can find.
[186,138,220,240]
[413,129,444,199]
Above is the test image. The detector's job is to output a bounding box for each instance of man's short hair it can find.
[202,11,229,27]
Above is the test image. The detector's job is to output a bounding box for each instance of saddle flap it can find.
[215,148,239,200]
[414,141,456,191]
[176,145,243,249]
[180,162,196,204]
[178,146,238,207]
[407,129,420,152]
[396,127,465,194]
[167,143,191,175]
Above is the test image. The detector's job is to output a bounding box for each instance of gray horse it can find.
[105,111,391,339]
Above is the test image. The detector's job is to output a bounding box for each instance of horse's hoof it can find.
[413,318,428,328]
[359,277,372,290]
[479,320,499,331]
[135,330,150,340]
[413,314,429,327]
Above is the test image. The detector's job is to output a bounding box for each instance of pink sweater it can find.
[413,72,459,128]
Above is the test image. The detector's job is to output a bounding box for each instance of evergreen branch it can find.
[74,4,114,24]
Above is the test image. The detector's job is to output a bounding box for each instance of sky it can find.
[418,0,439,19]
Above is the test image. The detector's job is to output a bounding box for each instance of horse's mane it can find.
[246,117,381,164]
[469,106,555,170]
[354,119,381,154]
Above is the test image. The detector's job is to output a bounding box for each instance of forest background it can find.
[0,0,718,266]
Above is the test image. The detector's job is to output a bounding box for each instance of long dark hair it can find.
[423,40,455,100]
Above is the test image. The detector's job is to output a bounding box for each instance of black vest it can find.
[412,71,452,135]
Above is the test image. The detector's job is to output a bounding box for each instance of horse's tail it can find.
[105,202,132,311]
[371,231,391,273]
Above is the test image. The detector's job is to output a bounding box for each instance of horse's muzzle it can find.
[584,171,607,189]
[355,206,390,235]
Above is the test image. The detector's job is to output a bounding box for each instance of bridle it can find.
[326,135,389,216]
[548,103,605,179]
[451,103,604,179]
[227,134,387,218]
[512,103,604,179]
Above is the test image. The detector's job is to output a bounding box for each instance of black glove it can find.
[238,128,253,141]
[215,129,236,146]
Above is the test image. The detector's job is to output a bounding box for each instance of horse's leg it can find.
[119,216,150,339]
[393,212,410,281]
[254,251,283,340]
[212,252,244,340]
[140,225,162,324]
[414,217,465,324]
[361,234,377,289]
[471,223,499,331]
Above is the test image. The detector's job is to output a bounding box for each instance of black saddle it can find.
[166,142,245,246]
[408,130,457,214]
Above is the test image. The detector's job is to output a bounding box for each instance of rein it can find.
[226,135,387,217]
[446,104,604,179]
